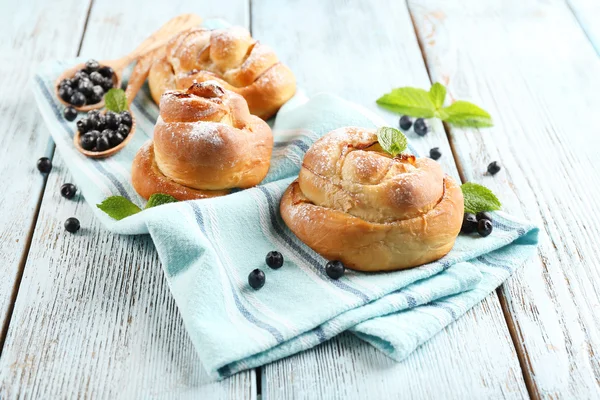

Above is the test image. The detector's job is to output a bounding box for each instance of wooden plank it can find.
[0,0,256,398]
[409,0,600,398]
[253,0,529,398]
[0,0,91,349]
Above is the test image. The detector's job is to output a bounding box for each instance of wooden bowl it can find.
[55,61,123,112]
[73,110,136,158]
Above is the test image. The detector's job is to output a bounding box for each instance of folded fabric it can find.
[33,43,538,380]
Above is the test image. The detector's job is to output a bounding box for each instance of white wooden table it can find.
[1,0,600,398]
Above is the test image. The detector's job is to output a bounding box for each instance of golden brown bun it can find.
[280,127,464,272]
[131,81,273,201]
[148,26,296,120]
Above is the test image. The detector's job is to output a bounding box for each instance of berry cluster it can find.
[399,115,429,136]
[57,59,115,107]
[77,110,132,152]
[461,211,493,237]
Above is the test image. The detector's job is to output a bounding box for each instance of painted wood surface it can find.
[409,0,600,397]
[252,0,529,398]
[0,0,256,398]
[0,0,91,351]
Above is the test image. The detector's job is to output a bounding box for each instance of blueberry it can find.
[80,133,96,150]
[478,219,493,237]
[461,213,478,234]
[59,78,74,88]
[325,260,345,279]
[117,124,130,137]
[88,85,104,104]
[109,132,125,147]
[70,91,86,107]
[60,183,77,199]
[105,111,120,129]
[101,77,114,91]
[89,71,104,85]
[78,79,94,96]
[487,161,501,175]
[414,118,429,136]
[37,157,52,173]
[64,217,80,233]
[96,136,110,151]
[63,106,77,121]
[265,251,284,269]
[98,65,114,78]
[399,115,413,131]
[58,85,73,102]
[76,118,90,133]
[85,59,100,73]
[429,147,442,160]
[74,70,89,82]
[120,111,132,127]
[476,211,493,223]
[248,269,266,290]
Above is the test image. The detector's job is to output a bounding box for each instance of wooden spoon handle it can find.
[112,13,202,70]
[124,46,166,107]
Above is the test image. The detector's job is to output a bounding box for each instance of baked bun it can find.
[280,127,464,272]
[148,26,296,120]
[132,81,273,201]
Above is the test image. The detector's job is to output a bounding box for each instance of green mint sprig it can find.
[376,127,408,157]
[461,182,501,214]
[376,83,493,128]
[104,88,128,113]
[97,193,178,221]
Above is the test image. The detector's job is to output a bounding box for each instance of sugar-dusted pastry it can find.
[131,81,273,201]
[280,127,464,272]
[148,26,296,120]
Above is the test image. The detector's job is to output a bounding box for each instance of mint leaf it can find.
[104,88,128,113]
[97,196,141,221]
[376,87,435,118]
[145,193,178,209]
[377,127,407,157]
[429,82,446,109]
[441,101,493,128]
[461,182,501,214]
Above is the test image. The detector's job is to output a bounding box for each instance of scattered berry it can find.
[63,106,77,121]
[429,147,442,160]
[64,217,80,233]
[37,157,52,173]
[60,183,77,199]
[325,260,345,279]
[266,251,284,269]
[476,211,493,223]
[461,213,478,234]
[248,268,266,290]
[478,219,493,237]
[414,118,429,136]
[70,91,86,107]
[487,161,501,175]
[399,115,413,131]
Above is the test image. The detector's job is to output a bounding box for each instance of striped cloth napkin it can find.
[33,56,538,380]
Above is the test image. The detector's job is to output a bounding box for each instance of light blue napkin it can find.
[33,50,538,380]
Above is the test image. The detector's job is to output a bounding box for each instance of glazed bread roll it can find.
[132,81,273,201]
[280,127,464,272]
[148,26,296,120]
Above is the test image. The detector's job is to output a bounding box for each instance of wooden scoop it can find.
[56,13,202,111]
[73,46,166,159]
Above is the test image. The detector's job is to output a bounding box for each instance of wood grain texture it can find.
[0,0,255,398]
[409,0,600,397]
[0,0,91,349]
[253,0,529,398]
